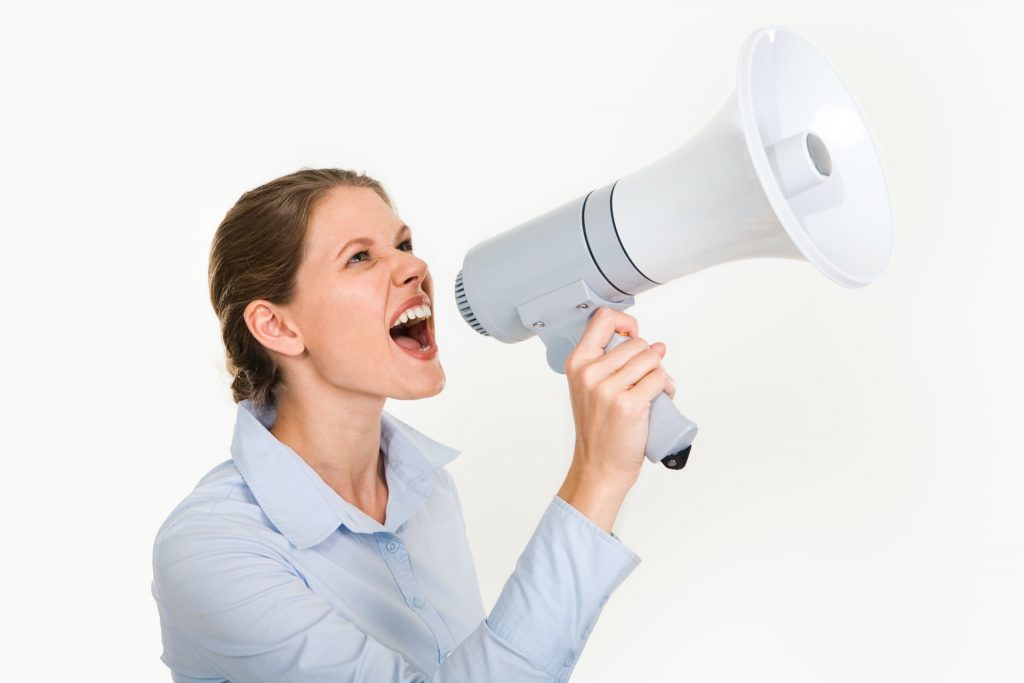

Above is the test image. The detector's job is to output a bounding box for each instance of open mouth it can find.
[389,316,433,351]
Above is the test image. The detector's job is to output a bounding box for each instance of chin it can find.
[393,370,446,401]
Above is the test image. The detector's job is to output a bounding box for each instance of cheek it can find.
[323,311,384,351]
[297,277,393,377]
[298,290,369,351]
[307,316,392,386]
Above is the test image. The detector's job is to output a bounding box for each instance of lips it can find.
[387,292,436,358]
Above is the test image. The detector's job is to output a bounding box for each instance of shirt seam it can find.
[207,479,244,517]
[158,479,245,539]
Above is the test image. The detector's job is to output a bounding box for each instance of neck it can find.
[269,386,389,523]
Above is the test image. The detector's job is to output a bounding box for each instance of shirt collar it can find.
[230,399,461,548]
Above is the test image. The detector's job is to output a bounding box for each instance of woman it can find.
[151,168,676,682]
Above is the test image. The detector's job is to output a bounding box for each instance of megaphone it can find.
[454,27,892,470]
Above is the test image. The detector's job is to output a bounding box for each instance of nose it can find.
[394,249,428,288]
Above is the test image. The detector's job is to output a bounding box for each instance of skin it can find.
[242,185,442,525]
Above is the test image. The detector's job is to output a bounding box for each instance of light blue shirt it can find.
[152,399,641,682]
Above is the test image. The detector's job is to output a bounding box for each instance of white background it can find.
[3,0,1022,680]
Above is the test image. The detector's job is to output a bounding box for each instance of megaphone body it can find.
[455,27,892,469]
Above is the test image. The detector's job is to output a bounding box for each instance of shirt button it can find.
[386,541,398,553]
[412,596,426,609]
[563,653,574,667]
[442,650,452,661]
[580,626,590,639]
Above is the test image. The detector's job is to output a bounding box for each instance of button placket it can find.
[379,533,458,659]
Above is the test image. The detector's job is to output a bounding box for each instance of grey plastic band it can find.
[582,181,660,295]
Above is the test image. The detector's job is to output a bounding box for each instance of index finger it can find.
[574,307,639,362]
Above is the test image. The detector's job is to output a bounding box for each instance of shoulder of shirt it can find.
[153,458,270,551]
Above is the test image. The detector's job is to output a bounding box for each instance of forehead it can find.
[305,185,398,254]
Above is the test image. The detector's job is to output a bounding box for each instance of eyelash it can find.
[349,239,414,265]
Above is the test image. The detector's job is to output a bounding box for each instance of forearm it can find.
[556,461,633,535]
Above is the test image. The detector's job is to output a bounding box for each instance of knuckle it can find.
[632,340,651,357]
[599,306,636,328]
[593,382,614,403]
[564,353,580,374]
[618,393,646,416]
[647,364,666,378]
[578,363,599,387]
[611,391,633,411]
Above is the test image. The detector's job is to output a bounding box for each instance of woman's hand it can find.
[563,306,676,494]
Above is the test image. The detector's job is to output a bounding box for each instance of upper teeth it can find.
[392,304,432,328]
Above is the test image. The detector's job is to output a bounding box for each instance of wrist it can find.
[567,446,640,494]
[557,463,633,534]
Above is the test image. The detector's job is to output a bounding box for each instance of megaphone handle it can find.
[603,332,698,470]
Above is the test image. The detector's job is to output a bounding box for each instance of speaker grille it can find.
[454,270,490,337]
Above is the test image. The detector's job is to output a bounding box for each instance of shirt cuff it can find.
[486,495,641,681]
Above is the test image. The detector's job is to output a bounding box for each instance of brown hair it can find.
[208,168,393,407]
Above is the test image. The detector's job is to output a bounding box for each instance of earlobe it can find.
[245,301,304,357]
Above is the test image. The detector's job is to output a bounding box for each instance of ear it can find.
[243,300,305,358]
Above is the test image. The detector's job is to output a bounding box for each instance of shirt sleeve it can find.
[484,495,642,681]
[152,495,641,683]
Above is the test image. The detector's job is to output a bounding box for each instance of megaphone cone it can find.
[613,26,892,290]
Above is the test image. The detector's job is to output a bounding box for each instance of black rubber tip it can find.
[660,445,691,470]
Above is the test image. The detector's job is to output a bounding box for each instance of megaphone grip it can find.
[603,332,699,469]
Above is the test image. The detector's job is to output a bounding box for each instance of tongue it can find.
[393,335,422,350]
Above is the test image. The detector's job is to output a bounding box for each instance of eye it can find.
[348,239,414,265]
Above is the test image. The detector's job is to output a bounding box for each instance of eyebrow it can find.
[335,224,411,261]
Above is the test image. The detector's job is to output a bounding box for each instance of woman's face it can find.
[278,185,444,401]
